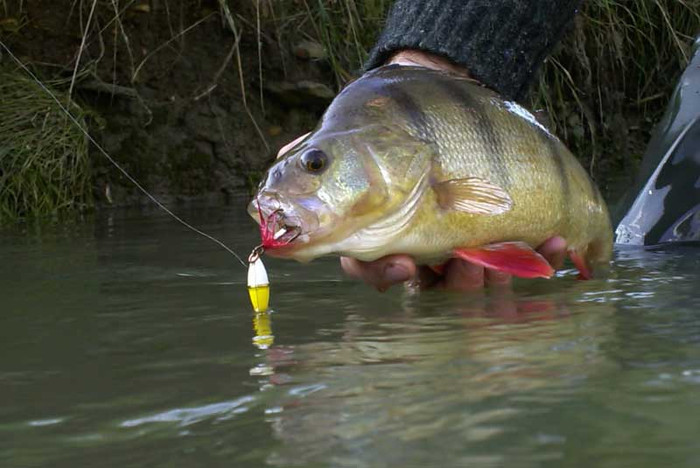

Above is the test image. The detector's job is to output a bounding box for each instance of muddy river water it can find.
[1,200,699,467]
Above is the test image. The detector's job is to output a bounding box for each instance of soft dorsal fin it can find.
[433,177,512,215]
[454,242,554,278]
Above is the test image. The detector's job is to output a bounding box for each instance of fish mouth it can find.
[262,209,303,248]
[248,196,315,255]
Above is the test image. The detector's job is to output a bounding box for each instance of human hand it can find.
[340,236,567,292]
[385,49,474,78]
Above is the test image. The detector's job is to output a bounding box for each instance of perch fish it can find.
[249,65,612,279]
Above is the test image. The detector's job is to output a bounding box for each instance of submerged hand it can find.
[340,236,567,292]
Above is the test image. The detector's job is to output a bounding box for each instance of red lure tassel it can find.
[256,198,292,250]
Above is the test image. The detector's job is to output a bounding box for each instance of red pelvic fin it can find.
[568,250,592,280]
[453,241,555,279]
[429,263,447,275]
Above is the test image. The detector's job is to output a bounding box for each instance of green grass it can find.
[533,0,700,180]
[265,0,389,87]
[0,65,91,223]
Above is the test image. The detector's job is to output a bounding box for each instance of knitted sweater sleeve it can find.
[365,0,581,100]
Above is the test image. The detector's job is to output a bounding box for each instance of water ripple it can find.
[120,395,255,428]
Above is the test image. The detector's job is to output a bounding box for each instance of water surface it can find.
[1,201,699,467]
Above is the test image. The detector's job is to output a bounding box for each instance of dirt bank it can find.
[1,0,332,207]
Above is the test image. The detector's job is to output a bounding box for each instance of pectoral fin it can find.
[433,177,512,215]
[453,242,554,278]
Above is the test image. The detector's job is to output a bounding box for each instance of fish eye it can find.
[300,149,328,174]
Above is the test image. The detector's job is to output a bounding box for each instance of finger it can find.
[277,132,311,159]
[537,236,567,270]
[485,268,512,288]
[442,258,485,291]
[340,255,416,291]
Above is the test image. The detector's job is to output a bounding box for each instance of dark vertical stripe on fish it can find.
[379,82,429,139]
[539,132,571,203]
[433,77,509,186]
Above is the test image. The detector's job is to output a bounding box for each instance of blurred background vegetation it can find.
[0,67,91,219]
[0,0,698,222]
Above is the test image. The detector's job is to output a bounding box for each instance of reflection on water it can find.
[1,202,699,467]
[253,311,275,350]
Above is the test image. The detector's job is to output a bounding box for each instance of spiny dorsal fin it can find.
[433,177,513,215]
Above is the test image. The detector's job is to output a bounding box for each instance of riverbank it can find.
[1,0,698,220]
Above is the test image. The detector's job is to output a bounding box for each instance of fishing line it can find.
[0,40,247,267]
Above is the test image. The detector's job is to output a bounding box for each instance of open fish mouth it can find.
[251,198,306,251]
[249,192,333,259]
[263,209,302,248]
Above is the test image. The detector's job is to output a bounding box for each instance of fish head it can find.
[249,126,405,261]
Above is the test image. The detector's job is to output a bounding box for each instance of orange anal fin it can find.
[453,242,555,279]
[568,250,592,280]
